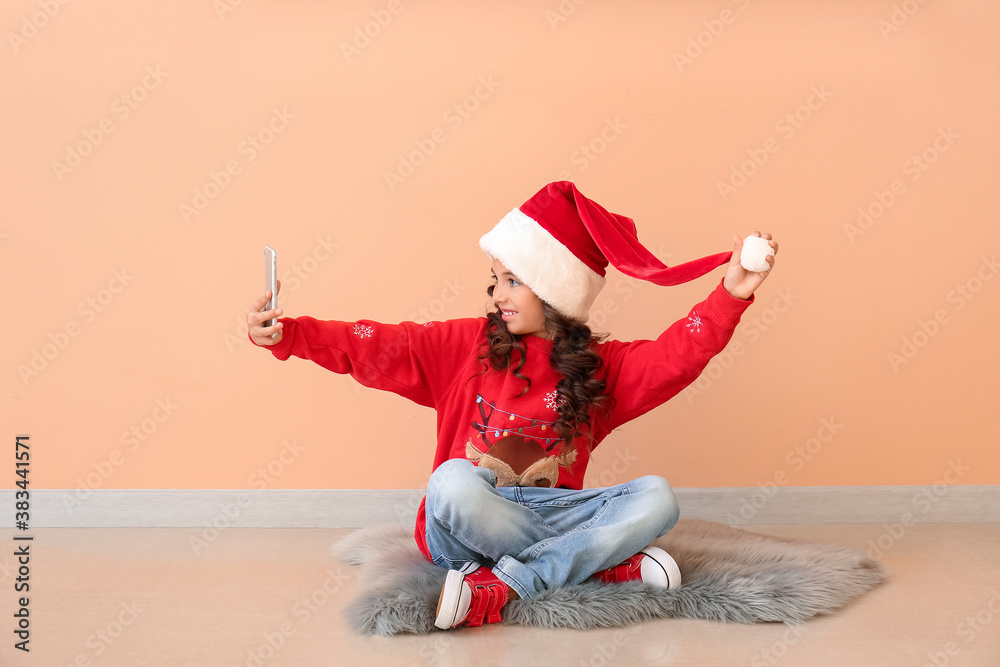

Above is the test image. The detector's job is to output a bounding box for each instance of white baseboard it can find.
[6,486,998,528]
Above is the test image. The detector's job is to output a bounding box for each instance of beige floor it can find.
[2,524,998,667]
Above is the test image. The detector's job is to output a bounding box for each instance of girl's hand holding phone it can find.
[247,280,283,346]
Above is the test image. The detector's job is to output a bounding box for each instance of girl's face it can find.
[490,258,551,339]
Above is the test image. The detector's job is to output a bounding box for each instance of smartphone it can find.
[264,246,278,338]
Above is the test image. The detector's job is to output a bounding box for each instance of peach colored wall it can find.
[5,0,998,494]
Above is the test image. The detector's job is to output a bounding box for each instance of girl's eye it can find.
[490,275,519,287]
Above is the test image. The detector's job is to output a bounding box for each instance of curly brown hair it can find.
[471,283,617,456]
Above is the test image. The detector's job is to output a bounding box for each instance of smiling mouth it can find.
[501,310,517,317]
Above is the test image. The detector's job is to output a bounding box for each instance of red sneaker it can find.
[590,546,682,590]
[435,562,512,630]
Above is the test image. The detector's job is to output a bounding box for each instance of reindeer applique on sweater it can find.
[466,393,577,488]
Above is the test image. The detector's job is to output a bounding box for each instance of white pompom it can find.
[740,235,774,272]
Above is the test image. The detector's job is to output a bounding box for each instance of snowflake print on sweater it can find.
[353,323,374,338]
[544,389,565,411]
[686,311,703,333]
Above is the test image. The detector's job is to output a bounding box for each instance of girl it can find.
[246,181,776,631]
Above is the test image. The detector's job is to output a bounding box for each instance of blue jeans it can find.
[424,458,680,599]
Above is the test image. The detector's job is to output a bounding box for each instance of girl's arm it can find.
[600,233,777,429]
[246,284,483,407]
[599,280,753,429]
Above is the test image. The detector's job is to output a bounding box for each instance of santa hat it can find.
[479,181,733,322]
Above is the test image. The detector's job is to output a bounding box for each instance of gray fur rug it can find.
[332,519,887,635]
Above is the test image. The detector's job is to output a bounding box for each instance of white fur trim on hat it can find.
[480,208,606,323]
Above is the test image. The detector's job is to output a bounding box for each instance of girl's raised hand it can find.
[722,233,778,301]
[247,279,283,346]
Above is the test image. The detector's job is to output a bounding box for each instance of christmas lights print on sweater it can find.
[465,393,576,488]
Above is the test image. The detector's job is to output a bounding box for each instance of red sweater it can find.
[251,279,753,559]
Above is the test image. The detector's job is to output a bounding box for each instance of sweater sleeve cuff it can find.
[705,278,754,327]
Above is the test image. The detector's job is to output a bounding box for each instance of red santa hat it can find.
[479,181,733,322]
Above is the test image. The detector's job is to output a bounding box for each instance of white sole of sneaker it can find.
[434,562,478,630]
[640,546,682,589]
